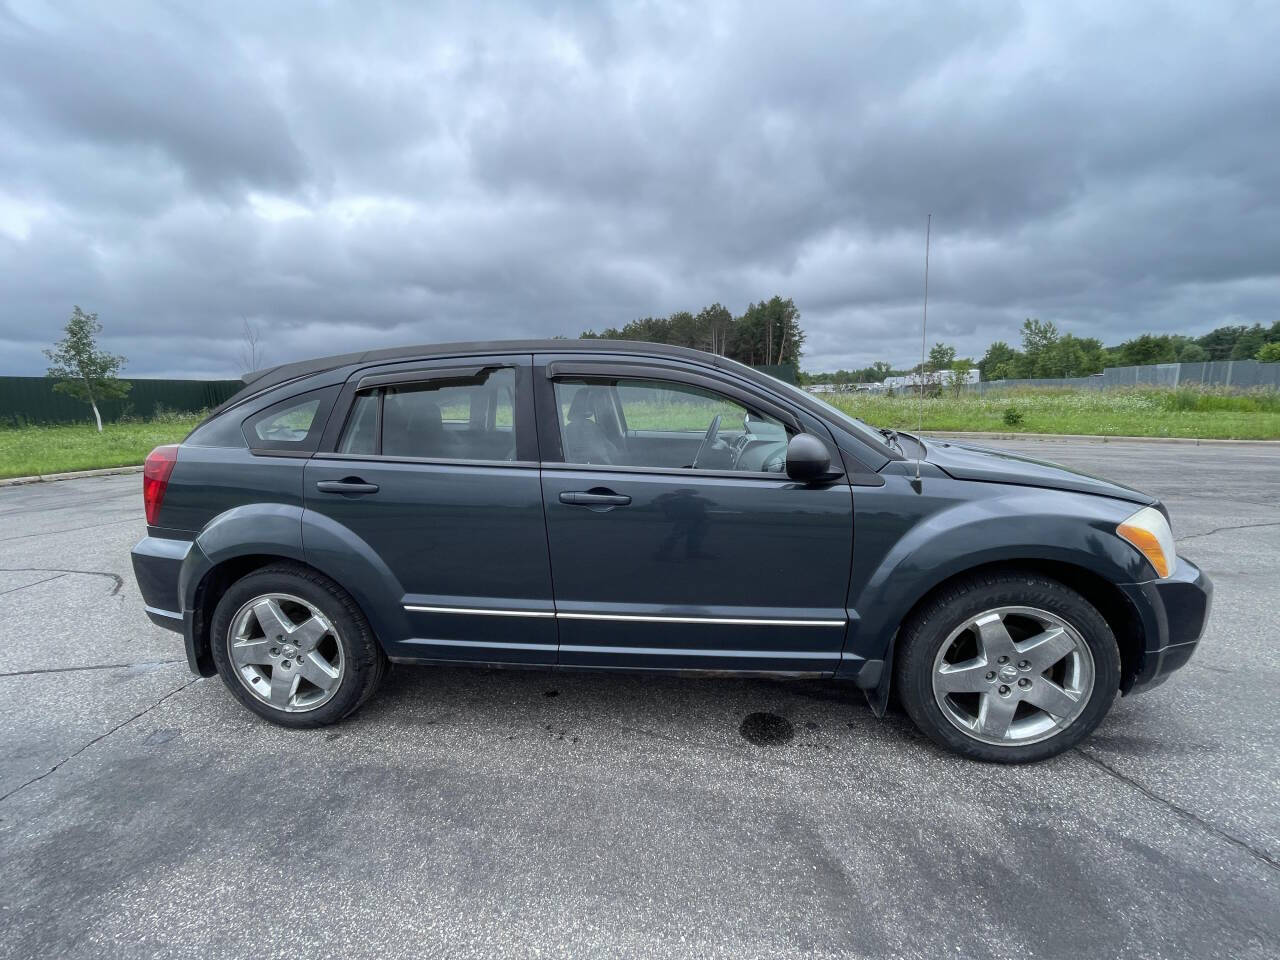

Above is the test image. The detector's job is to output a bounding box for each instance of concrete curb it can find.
[923,431,1279,445]
[0,464,145,487]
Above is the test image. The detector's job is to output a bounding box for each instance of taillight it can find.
[143,445,179,526]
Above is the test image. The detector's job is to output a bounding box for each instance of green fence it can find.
[0,376,243,426]
[752,363,798,384]
[2,364,795,426]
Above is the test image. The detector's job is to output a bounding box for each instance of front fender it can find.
[843,472,1146,670]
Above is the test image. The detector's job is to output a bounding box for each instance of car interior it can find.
[554,378,791,472]
[338,367,518,461]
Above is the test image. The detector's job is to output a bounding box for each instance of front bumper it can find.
[1119,555,1212,692]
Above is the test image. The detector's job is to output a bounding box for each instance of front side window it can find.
[338,367,518,462]
[553,377,791,472]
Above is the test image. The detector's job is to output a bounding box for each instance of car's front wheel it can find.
[209,563,387,727]
[894,570,1121,762]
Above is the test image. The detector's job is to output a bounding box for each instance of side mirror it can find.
[785,433,832,482]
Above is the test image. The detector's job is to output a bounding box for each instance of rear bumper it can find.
[1119,556,1212,692]
[131,536,201,671]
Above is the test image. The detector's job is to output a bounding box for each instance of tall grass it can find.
[0,414,204,479]
[825,386,1280,440]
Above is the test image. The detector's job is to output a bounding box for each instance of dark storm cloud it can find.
[0,0,1276,377]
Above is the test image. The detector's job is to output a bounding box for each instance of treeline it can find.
[580,296,805,367]
[979,319,1280,381]
[805,318,1280,386]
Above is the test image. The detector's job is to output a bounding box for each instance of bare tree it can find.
[237,317,265,374]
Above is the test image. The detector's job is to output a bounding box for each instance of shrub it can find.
[1002,406,1024,426]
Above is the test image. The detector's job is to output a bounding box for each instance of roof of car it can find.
[239,338,730,392]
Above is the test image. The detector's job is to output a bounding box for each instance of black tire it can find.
[894,569,1121,763]
[209,562,387,728]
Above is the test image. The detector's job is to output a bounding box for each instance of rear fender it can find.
[299,509,409,647]
[179,503,306,611]
[179,503,408,661]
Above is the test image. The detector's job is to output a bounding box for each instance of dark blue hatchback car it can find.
[131,340,1211,762]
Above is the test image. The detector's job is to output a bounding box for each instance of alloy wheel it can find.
[226,592,344,713]
[931,605,1095,747]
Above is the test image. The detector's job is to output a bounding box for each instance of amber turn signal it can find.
[1117,506,1176,579]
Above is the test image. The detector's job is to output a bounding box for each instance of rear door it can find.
[304,354,557,664]
[534,354,854,673]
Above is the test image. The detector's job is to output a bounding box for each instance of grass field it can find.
[825,386,1280,441]
[0,415,202,479]
[2,385,1277,480]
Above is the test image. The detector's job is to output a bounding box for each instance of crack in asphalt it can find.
[1076,748,1278,873]
[0,659,186,678]
[0,516,142,543]
[1166,491,1280,510]
[0,567,125,595]
[0,573,65,596]
[0,489,137,518]
[0,677,199,805]
[1177,519,1280,542]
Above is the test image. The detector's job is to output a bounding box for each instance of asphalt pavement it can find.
[1,438,1277,959]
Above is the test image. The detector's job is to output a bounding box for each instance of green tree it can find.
[1230,323,1268,360]
[580,297,805,367]
[946,358,973,396]
[732,296,805,366]
[44,306,130,432]
[1019,318,1060,377]
[1115,334,1181,366]
[927,342,956,372]
[1257,341,1280,363]
[978,341,1021,381]
[1178,343,1209,363]
[695,303,733,355]
[1039,334,1107,377]
[1195,325,1245,360]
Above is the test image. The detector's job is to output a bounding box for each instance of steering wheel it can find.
[690,414,721,469]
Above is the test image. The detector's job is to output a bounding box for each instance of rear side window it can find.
[242,387,338,453]
[186,413,248,448]
[337,367,518,462]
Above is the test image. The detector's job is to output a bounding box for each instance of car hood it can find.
[919,437,1157,505]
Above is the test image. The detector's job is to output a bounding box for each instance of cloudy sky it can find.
[1,1,1277,377]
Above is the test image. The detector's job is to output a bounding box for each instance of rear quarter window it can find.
[241,386,340,454]
[185,412,248,448]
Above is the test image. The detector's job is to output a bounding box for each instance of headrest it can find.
[567,387,600,422]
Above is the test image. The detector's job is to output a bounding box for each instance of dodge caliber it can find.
[131,341,1211,762]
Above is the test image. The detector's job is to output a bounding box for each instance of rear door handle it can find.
[316,479,380,495]
[559,491,632,507]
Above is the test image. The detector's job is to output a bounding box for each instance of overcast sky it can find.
[1,1,1277,377]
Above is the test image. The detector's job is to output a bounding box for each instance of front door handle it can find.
[559,490,632,507]
[316,479,380,495]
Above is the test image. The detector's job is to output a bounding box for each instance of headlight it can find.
[1117,506,1177,579]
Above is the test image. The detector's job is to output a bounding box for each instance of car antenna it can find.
[914,213,931,486]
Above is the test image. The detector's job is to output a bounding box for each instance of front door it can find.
[304,355,557,664]
[535,356,854,672]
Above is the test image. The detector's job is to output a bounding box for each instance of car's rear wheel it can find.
[209,563,387,727]
[894,570,1120,762]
